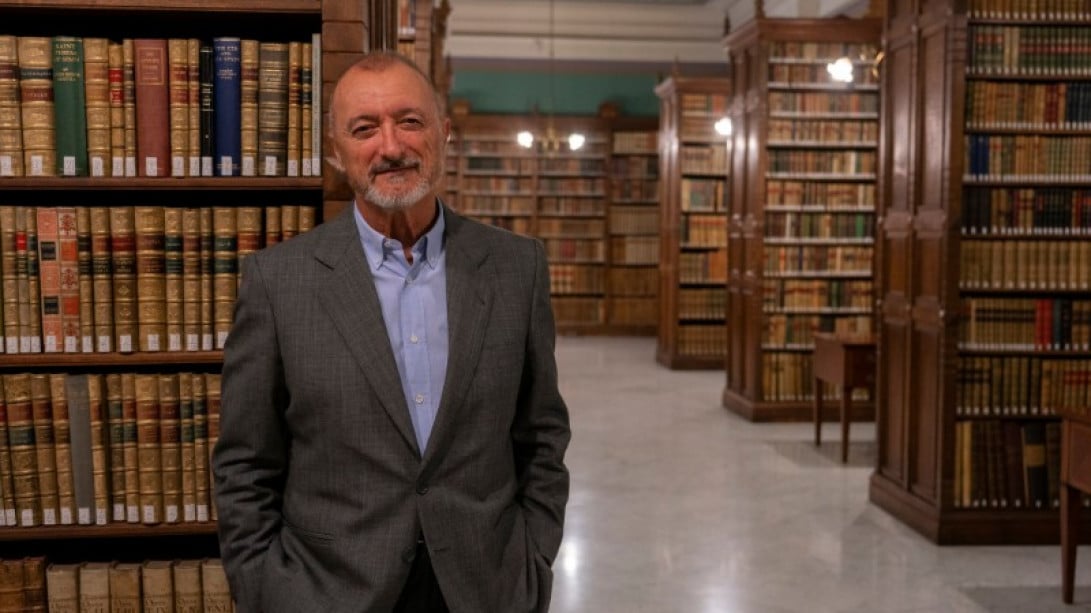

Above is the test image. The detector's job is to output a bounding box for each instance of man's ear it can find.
[327,151,345,173]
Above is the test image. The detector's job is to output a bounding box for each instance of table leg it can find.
[1062,482,1079,604]
[813,376,823,446]
[840,384,851,464]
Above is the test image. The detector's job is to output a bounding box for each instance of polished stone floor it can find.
[549,336,1091,613]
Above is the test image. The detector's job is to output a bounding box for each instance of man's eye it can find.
[351,126,376,137]
[401,118,424,127]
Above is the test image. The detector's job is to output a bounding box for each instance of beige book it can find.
[73,207,94,353]
[78,562,110,613]
[48,374,75,524]
[36,207,63,353]
[239,39,259,176]
[298,206,315,234]
[0,206,16,353]
[22,557,46,612]
[141,561,174,613]
[257,42,288,177]
[17,37,55,176]
[168,39,189,177]
[173,560,202,613]
[120,372,139,522]
[25,207,42,353]
[0,559,24,612]
[181,208,202,351]
[187,38,201,177]
[200,559,231,613]
[263,205,281,247]
[280,205,298,241]
[108,42,125,176]
[178,372,196,522]
[83,38,111,177]
[164,208,184,352]
[205,373,221,521]
[198,207,213,351]
[211,207,237,349]
[109,207,137,353]
[235,207,262,276]
[29,374,59,525]
[86,374,109,524]
[0,35,23,177]
[135,373,162,524]
[134,206,166,352]
[300,41,312,177]
[158,373,182,523]
[286,41,301,177]
[121,39,137,176]
[105,373,126,522]
[4,373,40,526]
[88,207,114,352]
[109,563,141,613]
[192,372,209,521]
[44,563,79,613]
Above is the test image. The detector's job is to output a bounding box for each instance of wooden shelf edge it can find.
[0,351,224,368]
[721,387,872,422]
[0,177,322,190]
[0,522,218,541]
[0,0,320,12]
[655,348,724,370]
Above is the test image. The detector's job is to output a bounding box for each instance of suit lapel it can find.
[315,210,421,457]
[422,209,493,467]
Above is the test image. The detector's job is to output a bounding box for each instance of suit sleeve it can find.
[212,254,290,612]
[513,239,572,564]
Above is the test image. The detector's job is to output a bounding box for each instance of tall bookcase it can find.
[0,0,441,604]
[871,0,1091,544]
[654,76,732,369]
[446,108,661,335]
[721,18,882,421]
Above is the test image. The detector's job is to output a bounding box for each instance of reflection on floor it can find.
[551,336,1091,613]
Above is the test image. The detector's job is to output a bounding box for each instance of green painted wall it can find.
[449,70,661,117]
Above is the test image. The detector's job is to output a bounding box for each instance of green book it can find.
[52,36,88,176]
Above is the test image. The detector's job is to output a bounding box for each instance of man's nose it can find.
[378,123,405,158]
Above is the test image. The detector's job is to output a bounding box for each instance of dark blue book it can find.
[213,37,241,176]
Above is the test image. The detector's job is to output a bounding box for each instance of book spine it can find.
[191,372,209,521]
[17,37,56,176]
[299,205,315,233]
[109,563,142,611]
[198,207,213,351]
[178,372,196,522]
[86,374,109,524]
[108,42,125,176]
[121,39,137,176]
[57,207,81,353]
[264,205,281,247]
[212,38,241,177]
[109,207,136,353]
[200,559,232,613]
[133,39,170,177]
[236,207,262,274]
[212,207,237,349]
[64,373,93,525]
[5,373,40,526]
[83,38,111,178]
[29,373,59,525]
[173,560,202,612]
[280,205,298,241]
[44,564,78,613]
[239,39,258,176]
[74,207,94,353]
[205,372,220,521]
[257,42,288,177]
[51,37,88,177]
[47,374,75,524]
[164,208,184,352]
[199,45,215,177]
[0,378,13,525]
[105,373,126,522]
[187,38,201,177]
[287,41,302,177]
[0,206,14,353]
[300,41,312,177]
[311,33,321,173]
[135,206,166,352]
[158,374,181,523]
[89,207,114,352]
[141,561,174,612]
[135,373,161,524]
[168,39,189,177]
[22,556,47,612]
[78,563,111,613]
[0,35,23,177]
[120,372,138,522]
[182,208,201,351]
[0,559,25,611]
[36,208,62,353]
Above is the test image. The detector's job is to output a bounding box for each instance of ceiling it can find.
[446,0,873,69]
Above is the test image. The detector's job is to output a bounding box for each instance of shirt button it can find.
[415,393,424,404]
[410,334,419,344]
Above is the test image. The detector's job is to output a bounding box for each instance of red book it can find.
[133,39,169,177]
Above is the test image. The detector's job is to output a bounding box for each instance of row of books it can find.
[768,42,880,61]
[1,371,221,529]
[539,158,605,175]
[611,179,658,205]
[959,239,1091,290]
[538,177,604,195]
[768,63,879,86]
[967,25,1091,76]
[542,238,604,263]
[464,215,530,236]
[763,279,873,310]
[540,197,605,217]
[764,211,873,239]
[609,268,657,296]
[679,116,730,143]
[548,265,604,295]
[767,150,876,175]
[679,145,728,176]
[608,297,657,326]
[679,93,728,115]
[680,215,726,248]
[764,314,871,347]
[0,557,233,613]
[456,138,530,155]
[966,81,1091,128]
[609,236,657,265]
[537,218,604,238]
[956,356,1091,416]
[0,205,315,356]
[761,352,870,402]
[767,92,879,114]
[1,34,321,178]
[461,176,532,193]
[677,324,727,357]
[608,207,658,235]
[952,419,1057,510]
[765,180,876,207]
[680,179,726,212]
[679,249,727,284]
[463,157,535,174]
[767,118,878,143]
[959,297,1091,351]
[552,297,604,325]
[456,195,534,215]
[611,157,657,179]
[961,187,1091,235]
[678,288,726,320]
[763,245,873,274]
[964,135,1091,179]
[612,131,657,155]
[967,0,1091,18]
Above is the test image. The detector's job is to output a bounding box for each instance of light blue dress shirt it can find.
[354,203,449,454]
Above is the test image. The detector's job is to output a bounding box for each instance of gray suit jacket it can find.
[212,205,571,613]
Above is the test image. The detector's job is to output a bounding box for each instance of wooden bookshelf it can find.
[721,18,881,420]
[872,0,1091,544]
[654,76,731,369]
[446,109,662,335]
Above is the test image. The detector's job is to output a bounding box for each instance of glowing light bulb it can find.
[827,57,854,83]
[517,131,534,148]
[714,117,732,136]
[568,133,586,151]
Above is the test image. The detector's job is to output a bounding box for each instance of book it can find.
[135,373,162,524]
[29,374,58,525]
[257,42,288,177]
[5,373,40,527]
[83,38,111,177]
[48,373,75,524]
[109,563,141,612]
[141,561,174,613]
[212,38,241,176]
[78,562,111,613]
[44,563,78,613]
[133,39,170,177]
[18,37,56,177]
[0,35,22,177]
[52,37,88,177]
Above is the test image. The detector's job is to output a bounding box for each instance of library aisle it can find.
[551,336,1091,613]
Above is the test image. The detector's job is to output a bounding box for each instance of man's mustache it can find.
[371,158,421,175]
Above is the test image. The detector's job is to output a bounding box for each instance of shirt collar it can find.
[354,200,446,272]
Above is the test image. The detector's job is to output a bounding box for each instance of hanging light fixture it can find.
[517,0,584,152]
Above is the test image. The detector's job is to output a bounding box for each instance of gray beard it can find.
[364,176,432,211]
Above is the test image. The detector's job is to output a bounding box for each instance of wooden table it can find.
[1061,411,1091,603]
[812,332,876,463]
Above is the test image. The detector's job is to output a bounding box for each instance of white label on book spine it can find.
[127,506,139,523]
[97,335,112,352]
[147,334,160,351]
[169,333,182,351]
[172,156,186,177]
[197,505,209,522]
[78,507,91,524]
[0,155,11,176]
[242,156,256,176]
[64,336,78,352]
[143,505,156,524]
[119,335,133,353]
[302,159,312,177]
[30,337,40,353]
[167,506,179,523]
[43,508,56,525]
[91,157,105,177]
[202,156,213,177]
[184,504,195,522]
[217,330,229,348]
[31,155,44,176]
[20,509,34,526]
[20,336,30,353]
[264,156,277,176]
[114,504,125,520]
[189,156,201,177]
[44,336,57,352]
[125,157,137,176]
[60,508,73,525]
[63,156,77,175]
[4,510,14,525]
[287,160,299,177]
[186,334,199,351]
[312,157,320,174]
[220,155,233,176]
[112,156,125,177]
[5,338,17,353]
[202,333,213,351]
[145,157,158,176]
[96,509,107,524]
[82,335,93,352]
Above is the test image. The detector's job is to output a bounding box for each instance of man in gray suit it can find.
[212,51,571,613]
